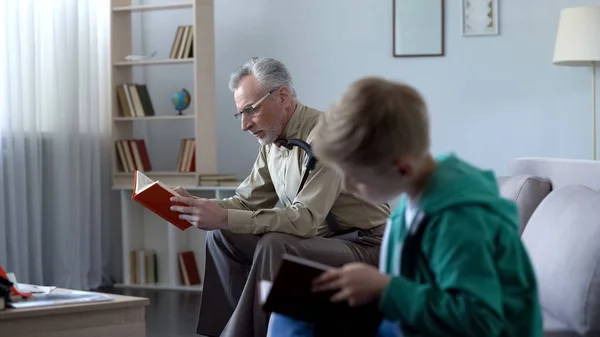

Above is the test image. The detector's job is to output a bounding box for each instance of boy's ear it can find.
[393,158,413,177]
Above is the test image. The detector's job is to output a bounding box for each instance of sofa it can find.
[497,157,600,337]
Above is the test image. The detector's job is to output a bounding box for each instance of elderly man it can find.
[170,57,390,337]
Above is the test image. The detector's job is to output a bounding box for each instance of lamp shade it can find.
[553,6,600,66]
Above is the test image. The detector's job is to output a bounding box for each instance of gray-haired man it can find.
[170,57,390,337]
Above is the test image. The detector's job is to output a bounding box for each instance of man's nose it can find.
[241,113,252,131]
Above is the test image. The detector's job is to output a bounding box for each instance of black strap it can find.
[276,138,342,233]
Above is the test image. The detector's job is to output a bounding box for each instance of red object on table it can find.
[0,266,32,298]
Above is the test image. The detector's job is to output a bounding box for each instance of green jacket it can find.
[378,153,543,337]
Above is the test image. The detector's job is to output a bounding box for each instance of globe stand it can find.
[176,109,184,116]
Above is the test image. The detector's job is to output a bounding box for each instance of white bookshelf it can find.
[114,186,237,292]
[112,2,194,12]
[109,0,218,190]
[108,0,235,292]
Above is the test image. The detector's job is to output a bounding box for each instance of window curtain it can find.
[0,0,114,290]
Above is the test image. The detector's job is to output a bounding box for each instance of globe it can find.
[171,88,191,115]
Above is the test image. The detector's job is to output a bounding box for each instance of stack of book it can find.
[176,138,195,172]
[129,249,158,285]
[169,25,194,59]
[178,251,201,286]
[116,83,156,117]
[116,139,152,172]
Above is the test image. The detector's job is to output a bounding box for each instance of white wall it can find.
[133,0,600,178]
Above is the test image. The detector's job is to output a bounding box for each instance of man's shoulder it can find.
[304,105,325,116]
[300,105,324,144]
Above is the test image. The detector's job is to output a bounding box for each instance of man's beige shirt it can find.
[216,102,391,237]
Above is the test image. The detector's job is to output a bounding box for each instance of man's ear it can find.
[278,86,292,107]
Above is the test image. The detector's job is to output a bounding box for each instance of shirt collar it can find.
[279,101,306,139]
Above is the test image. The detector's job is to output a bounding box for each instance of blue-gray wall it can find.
[133,0,600,178]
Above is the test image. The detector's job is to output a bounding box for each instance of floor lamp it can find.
[553,6,600,160]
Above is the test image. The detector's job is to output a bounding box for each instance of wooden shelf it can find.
[115,171,197,177]
[114,115,195,121]
[113,58,193,67]
[112,172,240,191]
[112,2,193,12]
[114,282,203,292]
[113,171,198,190]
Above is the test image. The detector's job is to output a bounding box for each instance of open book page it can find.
[259,280,272,304]
[135,171,155,194]
[157,181,182,197]
[8,289,113,309]
[135,171,182,197]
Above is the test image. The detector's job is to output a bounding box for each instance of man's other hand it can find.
[170,196,228,230]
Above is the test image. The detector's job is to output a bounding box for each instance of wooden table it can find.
[0,288,149,337]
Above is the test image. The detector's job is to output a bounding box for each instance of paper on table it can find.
[8,289,113,309]
[17,283,57,295]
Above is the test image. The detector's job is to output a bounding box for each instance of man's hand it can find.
[173,186,193,198]
[312,262,391,307]
[170,196,228,230]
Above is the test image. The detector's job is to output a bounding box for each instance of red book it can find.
[131,170,193,231]
[0,266,32,298]
[178,251,201,286]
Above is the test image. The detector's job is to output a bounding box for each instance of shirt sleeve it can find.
[224,152,343,238]
[214,146,279,212]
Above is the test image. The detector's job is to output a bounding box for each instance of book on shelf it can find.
[116,139,152,173]
[131,170,194,231]
[178,251,201,286]
[176,138,196,172]
[169,25,193,59]
[260,254,383,331]
[129,249,158,285]
[116,83,156,117]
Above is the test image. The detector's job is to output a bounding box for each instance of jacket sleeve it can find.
[221,152,342,238]
[378,209,505,337]
[214,146,279,212]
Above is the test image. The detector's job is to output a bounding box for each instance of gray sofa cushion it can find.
[497,174,552,233]
[521,185,600,336]
[543,309,575,332]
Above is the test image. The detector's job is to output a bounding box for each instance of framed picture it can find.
[462,0,499,36]
[393,0,444,57]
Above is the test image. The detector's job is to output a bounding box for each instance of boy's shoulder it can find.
[416,153,519,232]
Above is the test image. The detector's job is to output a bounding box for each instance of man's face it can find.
[335,161,410,205]
[234,75,285,145]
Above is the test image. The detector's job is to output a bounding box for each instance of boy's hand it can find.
[312,262,391,307]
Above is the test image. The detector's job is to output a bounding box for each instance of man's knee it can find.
[255,232,300,259]
[206,229,245,251]
[206,229,226,250]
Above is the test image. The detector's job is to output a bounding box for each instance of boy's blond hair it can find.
[314,77,430,170]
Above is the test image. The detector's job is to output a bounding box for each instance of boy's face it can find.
[336,162,409,205]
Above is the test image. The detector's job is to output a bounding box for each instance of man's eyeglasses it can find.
[234,89,275,120]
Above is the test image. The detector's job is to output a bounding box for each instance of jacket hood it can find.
[399,153,518,231]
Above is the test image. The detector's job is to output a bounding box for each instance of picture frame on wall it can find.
[393,0,445,57]
[461,0,499,36]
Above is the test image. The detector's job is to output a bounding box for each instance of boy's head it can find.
[313,77,432,204]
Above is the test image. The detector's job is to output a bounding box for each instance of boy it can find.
[267,77,543,337]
